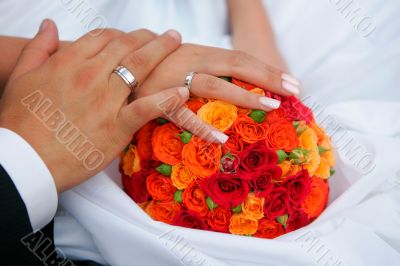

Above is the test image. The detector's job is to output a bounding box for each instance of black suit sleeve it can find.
[0,164,57,265]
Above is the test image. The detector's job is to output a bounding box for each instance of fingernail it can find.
[282,73,300,86]
[282,80,300,95]
[211,131,229,144]
[259,97,281,109]
[165,29,181,42]
[39,19,49,32]
[177,87,189,98]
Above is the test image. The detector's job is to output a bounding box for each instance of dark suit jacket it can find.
[0,165,103,266]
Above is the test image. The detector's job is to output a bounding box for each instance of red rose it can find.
[263,187,290,220]
[201,173,250,208]
[122,171,150,203]
[280,96,314,124]
[236,141,278,180]
[206,207,232,233]
[283,169,312,209]
[140,159,161,172]
[251,165,282,197]
[223,130,245,155]
[173,210,209,230]
[286,209,311,232]
[254,218,285,239]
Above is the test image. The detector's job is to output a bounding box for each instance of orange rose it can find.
[266,109,287,124]
[229,213,258,235]
[303,149,320,177]
[197,100,238,131]
[309,120,327,143]
[121,145,140,176]
[266,122,299,152]
[206,207,232,233]
[136,121,158,160]
[145,201,181,224]
[233,114,268,144]
[146,172,176,201]
[171,164,196,190]
[278,160,301,181]
[321,149,335,168]
[182,181,208,217]
[186,98,205,113]
[314,157,331,180]
[298,127,320,176]
[242,193,264,219]
[254,218,285,239]
[299,127,318,150]
[152,123,183,165]
[302,177,329,218]
[182,136,222,178]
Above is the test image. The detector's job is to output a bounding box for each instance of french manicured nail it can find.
[259,97,281,109]
[39,19,49,32]
[211,131,229,144]
[282,80,300,95]
[282,73,300,86]
[165,29,181,41]
[177,86,189,98]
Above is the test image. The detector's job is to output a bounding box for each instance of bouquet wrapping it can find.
[120,78,335,238]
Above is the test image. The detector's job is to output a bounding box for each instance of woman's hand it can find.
[0,20,189,192]
[137,43,300,140]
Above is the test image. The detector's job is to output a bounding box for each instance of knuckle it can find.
[136,28,157,39]
[95,28,116,40]
[229,50,247,69]
[159,34,179,50]
[203,76,221,93]
[125,52,148,68]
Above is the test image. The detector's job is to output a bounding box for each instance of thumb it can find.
[119,87,190,134]
[9,19,59,82]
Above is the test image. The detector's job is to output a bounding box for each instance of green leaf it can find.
[330,168,336,176]
[206,197,218,211]
[249,110,266,123]
[174,190,183,203]
[157,117,169,125]
[318,146,329,154]
[276,214,288,227]
[219,76,232,83]
[232,205,242,213]
[179,131,193,144]
[289,148,310,165]
[276,150,288,163]
[156,164,172,176]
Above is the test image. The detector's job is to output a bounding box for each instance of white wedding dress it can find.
[0,0,399,265]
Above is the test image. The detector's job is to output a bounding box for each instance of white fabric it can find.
[0,128,58,232]
[1,0,399,265]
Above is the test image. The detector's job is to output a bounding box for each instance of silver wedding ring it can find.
[113,66,138,93]
[184,72,197,92]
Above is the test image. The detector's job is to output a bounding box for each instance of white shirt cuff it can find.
[0,128,58,232]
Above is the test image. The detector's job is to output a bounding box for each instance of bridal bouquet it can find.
[120,78,335,239]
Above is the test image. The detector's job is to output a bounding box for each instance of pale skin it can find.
[0,4,300,192]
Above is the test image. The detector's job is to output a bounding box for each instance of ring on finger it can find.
[113,66,138,94]
[184,71,197,92]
